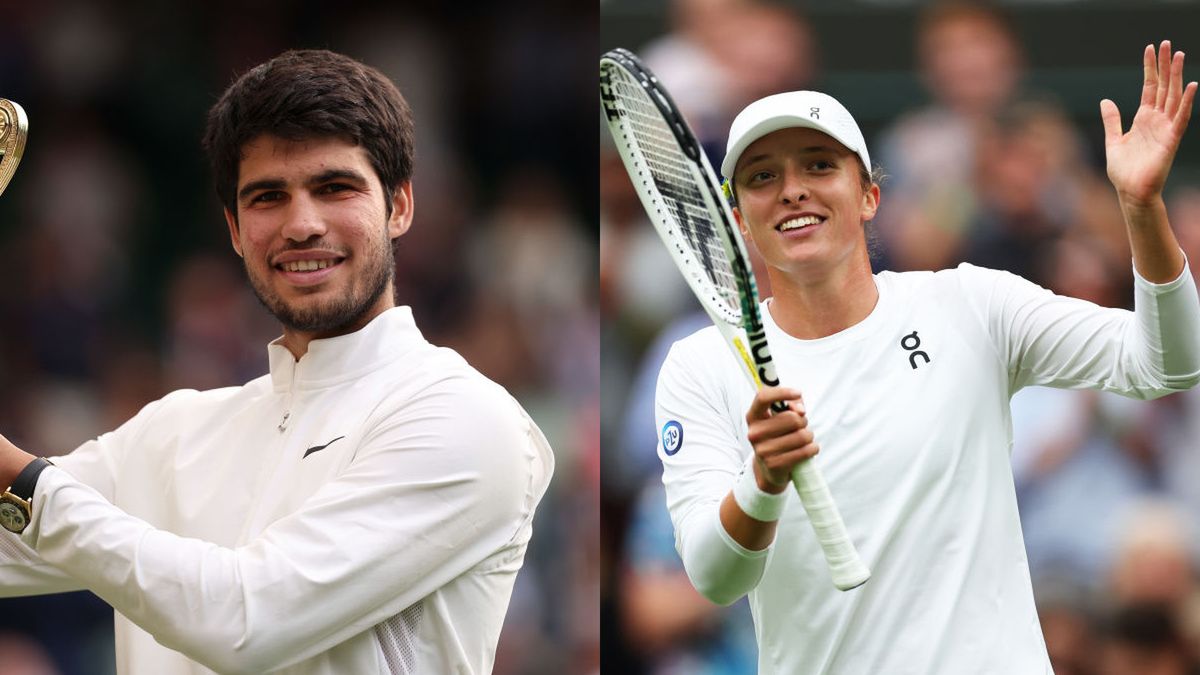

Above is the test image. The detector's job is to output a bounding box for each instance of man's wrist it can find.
[0,456,53,534]
[0,437,38,490]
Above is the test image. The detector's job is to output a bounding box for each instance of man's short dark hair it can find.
[202,49,415,217]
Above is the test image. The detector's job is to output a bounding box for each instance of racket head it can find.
[600,49,768,384]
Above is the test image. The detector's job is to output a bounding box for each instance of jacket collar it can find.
[266,306,424,392]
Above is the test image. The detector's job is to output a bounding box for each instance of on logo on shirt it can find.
[901,330,931,370]
[661,420,684,455]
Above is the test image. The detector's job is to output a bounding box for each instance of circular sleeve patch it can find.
[661,420,684,455]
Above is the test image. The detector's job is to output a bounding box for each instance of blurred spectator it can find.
[642,0,815,157]
[1037,577,1100,675]
[0,633,60,675]
[609,314,710,498]
[620,480,757,674]
[878,5,1131,280]
[962,101,1076,285]
[959,99,1128,288]
[1012,386,1151,587]
[875,0,1025,272]
[1098,602,1200,675]
[163,252,275,391]
[1108,502,1199,619]
[714,2,816,134]
[466,166,595,399]
[636,0,740,144]
[599,139,695,349]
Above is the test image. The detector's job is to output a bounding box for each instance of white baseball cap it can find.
[720,90,871,181]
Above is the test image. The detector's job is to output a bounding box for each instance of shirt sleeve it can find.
[0,530,79,596]
[0,396,166,597]
[963,259,1200,398]
[655,333,774,605]
[17,380,552,675]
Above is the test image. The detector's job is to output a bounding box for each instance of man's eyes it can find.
[317,183,351,194]
[248,184,354,204]
[250,191,284,204]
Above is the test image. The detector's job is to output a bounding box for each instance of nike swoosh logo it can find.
[303,435,345,459]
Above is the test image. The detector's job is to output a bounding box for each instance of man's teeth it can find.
[281,259,337,272]
[779,216,823,231]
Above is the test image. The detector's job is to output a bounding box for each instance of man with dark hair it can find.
[0,49,554,675]
[204,50,415,224]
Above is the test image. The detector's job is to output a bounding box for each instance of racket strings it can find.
[606,69,743,321]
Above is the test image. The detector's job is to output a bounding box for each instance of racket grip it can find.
[791,461,870,591]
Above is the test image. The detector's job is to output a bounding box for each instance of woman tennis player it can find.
[655,41,1200,673]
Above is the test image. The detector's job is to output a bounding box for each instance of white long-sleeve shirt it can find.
[656,262,1200,674]
[0,306,555,675]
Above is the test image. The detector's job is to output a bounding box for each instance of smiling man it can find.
[229,133,411,356]
[655,42,1200,673]
[0,50,554,675]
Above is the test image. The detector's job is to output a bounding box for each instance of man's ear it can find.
[388,182,414,239]
[224,207,243,257]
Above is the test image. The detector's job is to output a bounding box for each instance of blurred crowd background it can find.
[0,2,598,675]
[602,2,1200,674]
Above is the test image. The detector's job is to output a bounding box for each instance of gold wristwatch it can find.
[0,457,53,534]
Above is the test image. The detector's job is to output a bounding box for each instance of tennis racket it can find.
[601,48,869,591]
[0,99,27,197]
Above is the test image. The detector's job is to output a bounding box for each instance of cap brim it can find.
[720,115,860,180]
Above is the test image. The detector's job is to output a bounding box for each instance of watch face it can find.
[0,500,27,533]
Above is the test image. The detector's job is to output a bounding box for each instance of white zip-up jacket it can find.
[0,306,555,675]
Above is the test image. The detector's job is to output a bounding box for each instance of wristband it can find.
[733,455,788,522]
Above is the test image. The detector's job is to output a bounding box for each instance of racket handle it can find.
[791,461,870,591]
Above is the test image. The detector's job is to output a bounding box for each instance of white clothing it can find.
[0,307,554,675]
[656,262,1200,674]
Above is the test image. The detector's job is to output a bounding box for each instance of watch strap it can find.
[9,457,52,501]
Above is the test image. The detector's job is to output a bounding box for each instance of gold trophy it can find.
[0,99,27,196]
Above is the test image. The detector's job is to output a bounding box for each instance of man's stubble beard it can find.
[244,232,396,335]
